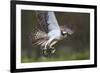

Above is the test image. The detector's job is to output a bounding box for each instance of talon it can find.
[42,49,47,56]
[51,48,56,54]
[49,46,56,54]
[51,49,56,54]
[42,46,48,56]
[43,50,47,55]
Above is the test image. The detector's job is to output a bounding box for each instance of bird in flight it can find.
[31,11,74,56]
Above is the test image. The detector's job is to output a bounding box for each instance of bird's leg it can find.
[49,41,57,48]
[43,38,54,55]
[49,41,57,54]
[44,38,54,49]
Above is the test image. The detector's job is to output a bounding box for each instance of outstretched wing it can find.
[31,11,61,46]
[36,11,61,33]
[31,29,48,46]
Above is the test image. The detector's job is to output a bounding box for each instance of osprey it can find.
[31,11,74,56]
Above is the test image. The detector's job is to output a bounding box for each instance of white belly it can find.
[48,30,61,40]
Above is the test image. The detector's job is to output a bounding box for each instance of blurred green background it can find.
[21,10,90,63]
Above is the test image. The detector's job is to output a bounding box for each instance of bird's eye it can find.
[63,31,67,34]
[61,31,67,36]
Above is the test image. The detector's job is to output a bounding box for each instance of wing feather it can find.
[35,11,49,33]
[31,29,48,46]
